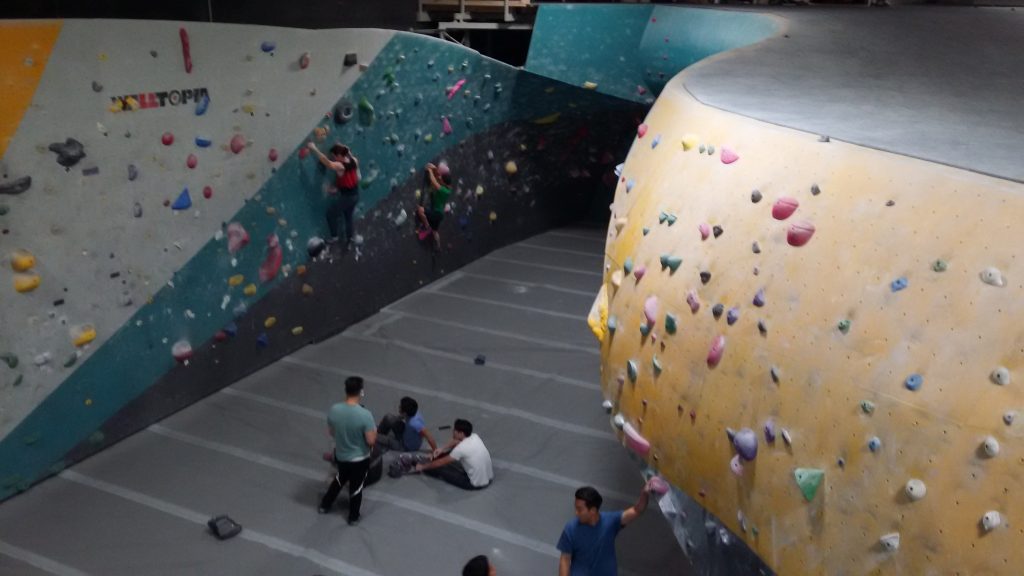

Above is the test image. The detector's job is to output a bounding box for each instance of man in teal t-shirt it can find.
[319,376,376,525]
[416,162,452,251]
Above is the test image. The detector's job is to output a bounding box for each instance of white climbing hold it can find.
[614,217,627,233]
[612,413,625,429]
[981,511,1002,532]
[982,436,1000,457]
[781,428,792,446]
[905,479,927,501]
[980,267,1006,287]
[601,400,613,413]
[880,532,900,552]
[991,366,1011,386]
[394,209,408,227]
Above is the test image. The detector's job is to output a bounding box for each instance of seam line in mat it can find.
[456,271,596,297]
[542,230,608,242]
[415,289,589,321]
[516,242,605,258]
[482,256,603,278]
[0,539,92,576]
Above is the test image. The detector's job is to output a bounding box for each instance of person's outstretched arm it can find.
[308,142,346,172]
[416,454,454,472]
[421,427,439,453]
[620,480,653,527]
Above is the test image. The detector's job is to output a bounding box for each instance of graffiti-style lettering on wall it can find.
[108,88,210,112]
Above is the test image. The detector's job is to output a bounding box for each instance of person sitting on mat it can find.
[376,396,439,454]
[415,418,493,490]
[416,161,452,251]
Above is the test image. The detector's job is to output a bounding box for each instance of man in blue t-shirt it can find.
[376,396,438,454]
[556,481,654,576]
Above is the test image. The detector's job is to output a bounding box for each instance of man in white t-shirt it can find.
[416,419,493,490]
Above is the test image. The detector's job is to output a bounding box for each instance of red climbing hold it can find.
[258,234,283,283]
[214,330,228,342]
[186,154,197,169]
[299,147,309,160]
[161,132,174,146]
[787,221,816,247]
[227,222,249,254]
[299,51,311,70]
[772,197,799,220]
[202,186,213,199]
[268,148,278,162]
[172,339,193,362]
[720,147,739,164]
[179,28,192,74]
[637,124,648,138]
[707,335,726,368]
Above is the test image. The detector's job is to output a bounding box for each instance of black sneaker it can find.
[347,517,360,526]
[317,506,330,514]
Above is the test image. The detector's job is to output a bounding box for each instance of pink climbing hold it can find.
[633,266,647,281]
[441,116,453,135]
[707,335,726,368]
[648,476,670,495]
[787,221,816,247]
[299,51,311,70]
[687,290,701,314]
[179,28,192,74]
[637,124,648,138]
[643,296,658,327]
[258,234,283,283]
[699,223,711,241]
[268,148,278,162]
[172,339,193,362]
[202,186,213,199]
[161,132,174,146]
[772,197,799,220]
[622,422,651,457]
[186,153,197,169]
[730,454,744,476]
[230,134,246,154]
[226,222,249,254]
[637,85,647,96]
[447,78,466,100]
[720,147,739,164]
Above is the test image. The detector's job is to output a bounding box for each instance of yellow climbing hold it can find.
[681,134,699,151]
[587,285,609,341]
[264,316,277,328]
[241,103,256,115]
[228,274,244,287]
[504,161,518,175]
[10,249,35,272]
[108,99,123,113]
[582,81,598,90]
[302,283,314,296]
[14,272,40,293]
[532,112,561,125]
[610,269,623,290]
[489,211,498,223]
[71,324,96,347]
[291,326,304,336]
[475,185,484,197]
[414,189,422,201]
[84,398,92,406]
[296,265,307,276]
[614,217,627,233]
[243,283,257,296]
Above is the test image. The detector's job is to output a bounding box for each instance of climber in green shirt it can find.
[416,162,452,251]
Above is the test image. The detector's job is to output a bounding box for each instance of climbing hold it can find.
[643,296,658,327]
[991,366,1011,386]
[905,479,926,501]
[980,267,1006,287]
[133,202,143,218]
[752,241,761,254]
[441,116,453,135]
[699,144,705,154]
[268,148,278,162]
[243,284,257,296]
[302,284,314,296]
[787,221,816,247]
[932,259,948,272]
[712,304,724,320]
[264,316,277,328]
[203,186,213,199]
[161,132,174,146]
[665,313,677,334]
[764,420,776,443]
[637,124,648,138]
[0,353,17,369]
[712,225,723,238]
[861,400,875,414]
[652,355,662,375]
[726,307,740,326]
[257,333,269,348]
[228,274,244,287]
[651,134,661,149]
[171,188,192,210]
[48,138,86,168]
[344,52,357,66]
[14,273,40,293]
[186,154,198,169]
[733,428,758,461]
[627,360,638,382]
[582,81,598,90]
[1005,411,1016,425]
[707,335,726,368]
[195,137,212,148]
[868,436,881,452]
[699,223,710,240]
[753,289,765,307]
[607,316,618,334]
[981,511,1002,532]
[226,134,247,154]
[10,249,35,272]
[258,234,283,283]
[707,145,715,155]
[622,422,650,457]
[720,147,739,164]
[260,40,276,53]
[610,270,623,290]
[770,366,780,384]
[681,134,698,151]
[69,324,96,347]
[195,94,210,116]
[613,217,627,233]
[781,428,792,446]
[623,258,634,275]
[0,176,32,195]
[659,255,682,273]
[227,222,250,254]
[794,468,824,502]
[299,51,311,69]
[601,400,613,413]
[982,436,1000,457]
[751,190,762,203]
[647,476,669,495]
[730,455,744,476]
[837,319,851,334]
[811,184,821,196]
[880,533,900,552]
[904,373,923,391]
[639,323,651,338]
[665,214,677,225]
[488,211,498,224]
[291,326,304,336]
[171,340,193,362]
[686,291,701,314]
[658,212,668,224]
[890,276,908,292]
[772,197,799,220]
[758,320,768,336]
[633,266,646,281]
[700,271,711,285]
[504,161,518,175]
[625,180,636,193]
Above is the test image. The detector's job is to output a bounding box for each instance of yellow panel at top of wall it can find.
[600,80,1024,574]
[0,21,63,160]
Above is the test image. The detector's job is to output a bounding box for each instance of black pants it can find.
[377,413,407,452]
[327,192,358,242]
[424,461,484,491]
[320,457,371,521]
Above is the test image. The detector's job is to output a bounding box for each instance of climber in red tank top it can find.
[307,141,360,248]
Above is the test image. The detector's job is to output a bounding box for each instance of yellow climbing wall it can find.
[593,78,1024,574]
[0,21,62,160]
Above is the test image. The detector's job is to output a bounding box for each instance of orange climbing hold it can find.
[70,324,96,347]
[14,272,40,293]
[228,274,244,287]
[10,249,35,272]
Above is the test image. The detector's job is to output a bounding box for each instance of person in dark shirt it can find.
[556,481,654,576]
[308,141,360,249]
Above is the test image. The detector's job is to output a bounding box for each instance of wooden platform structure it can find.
[418,0,536,30]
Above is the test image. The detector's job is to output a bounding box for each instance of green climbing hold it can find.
[658,212,668,224]
[932,259,948,272]
[665,313,677,335]
[751,526,760,537]
[383,69,396,86]
[0,204,9,216]
[861,400,875,414]
[652,355,662,375]
[1,352,18,369]
[627,360,638,382]
[623,258,634,275]
[837,319,851,334]
[639,323,651,337]
[659,255,682,273]
[794,468,825,502]
[665,213,677,226]
[63,353,78,368]
[357,96,375,126]
[642,227,650,236]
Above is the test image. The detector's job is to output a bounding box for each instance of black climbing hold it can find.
[700,271,711,285]
[818,135,830,143]
[752,242,761,254]
[333,100,354,124]
[127,164,139,182]
[48,138,86,168]
[712,225,723,238]
[109,272,120,279]
[474,354,486,365]
[757,320,767,336]
[53,299,64,307]
[0,176,32,196]
[82,166,99,176]
[150,50,158,57]
[811,184,821,196]
[751,190,762,203]
[712,304,724,320]
[91,80,103,92]
[886,200,895,207]
[344,52,358,66]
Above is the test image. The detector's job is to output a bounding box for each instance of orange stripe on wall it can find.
[0,21,63,160]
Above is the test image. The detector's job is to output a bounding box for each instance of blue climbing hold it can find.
[651,135,661,149]
[890,277,908,292]
[257,332,269,347]
[726,307,740,326]
[627,360,638,382]
[665,313,677,334]
[753,288,765,307]
[195,137,212,148]
[195,94,210,116]
[639,323,651,337]
[171,188,192,210]
[223,322,238,337]
[260,41,276,53]
[904,373,923,391]
[868,436,882,452]
[626,180,635,193]
[624,258,634,275]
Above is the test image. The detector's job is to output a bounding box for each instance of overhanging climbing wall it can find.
[0,19,642,501]
[590,65,1024,574]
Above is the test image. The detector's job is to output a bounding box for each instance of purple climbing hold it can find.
[753,288,765,307]
[644,296,658,327]
[687,290,701,314]
[223,322,238,337]
[726,307,740,326]
[171,188,192,210]
[733,428,758,461]
[764,420,776,443]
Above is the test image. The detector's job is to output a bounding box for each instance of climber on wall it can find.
[307,141,360,249]
[416,161,452,251]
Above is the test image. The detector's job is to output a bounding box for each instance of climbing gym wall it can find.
[591,64,1024,574]
[0,19,640,501]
